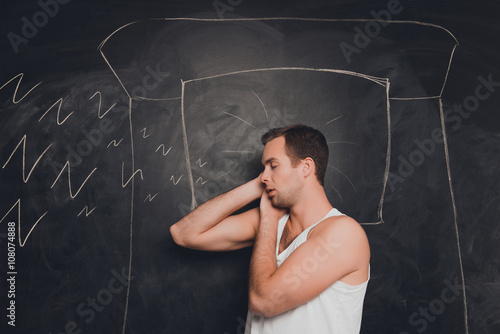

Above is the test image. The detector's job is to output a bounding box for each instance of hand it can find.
[259,190,287,222]
[245,173,265,200]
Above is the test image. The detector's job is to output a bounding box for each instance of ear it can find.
[301,157,315,178]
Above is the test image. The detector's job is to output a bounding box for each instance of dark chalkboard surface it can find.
[1,1,499,334]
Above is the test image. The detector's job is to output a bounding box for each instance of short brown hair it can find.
[261,124,329,185]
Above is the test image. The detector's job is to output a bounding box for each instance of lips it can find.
[266,188,276,196]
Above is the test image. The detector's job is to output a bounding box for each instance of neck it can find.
[288,182,333,231]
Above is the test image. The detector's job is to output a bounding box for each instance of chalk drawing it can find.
[144,193,159,202]
[181,67,390,224]
[196,177,208,185]
[327,164,358,194]
[195,159,207,167]
[77,206,97,217]
[51,162,97,199]
[251,88,270,128]
[330,184,343,204]
[221,150,255,154]
[155,144,172,156]
[107,138,124,148]
[0,198,48,247]
[328,141,360,146]
[170,174,183,185]
[38,98,74,125]
[96,18,466,334]
[140,127,151,138]
[0,73,42,104]
[89,91,116,119]
[2,134,53,183]
[438,98,468,331]
[222,111,256,128]
[325,115,344,125]
[121,161,143,188]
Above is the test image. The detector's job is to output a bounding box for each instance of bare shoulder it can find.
[308,214,370,281]
[311,214,363,233]
[308,215,370,251]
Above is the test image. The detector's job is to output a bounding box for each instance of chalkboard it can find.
[1,1,499,334]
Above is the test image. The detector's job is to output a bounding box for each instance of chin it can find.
[272,198,288,209]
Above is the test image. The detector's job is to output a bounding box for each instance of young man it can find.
[170,124,370,333]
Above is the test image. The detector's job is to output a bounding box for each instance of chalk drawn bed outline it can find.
[179,68,390,224]
[95,17,465,334]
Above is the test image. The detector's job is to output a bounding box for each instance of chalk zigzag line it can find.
[196,159,207,167]
[89,91,116,119]
[156,144,172,156]
[121,161,143,188]
[51,162,97,199]
[0,199,48,247]
[77,206,97,217]
[140,127,151,138]
[196,177,208,185]
[170,174,183,185]
[2,134,53,183]
[108,138,124,148]
[144,193,159,202]
[38,98,74,125]
[0,73,42,104]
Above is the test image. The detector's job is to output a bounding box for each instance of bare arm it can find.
[248,192,370,317]
[248,191,286,313]
[170,176,264,251]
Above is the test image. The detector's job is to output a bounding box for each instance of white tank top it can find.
[244,208,369,334]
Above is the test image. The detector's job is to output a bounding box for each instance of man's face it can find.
[260,136,303,208]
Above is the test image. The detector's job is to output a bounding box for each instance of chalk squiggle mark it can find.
[51,161,97,199]
[121,161,143,188]
[144,193,158,202]
[107,138,124,148]
[170,174,183,185]
[196,159,207,167]
[156,144,172,156]
[38,98,74,125]
[0,198,48,247]
[89,91,116,119]
[2,134,53,183]
[196,177,208,185]
[140,127,151,138]
[0,73,42,104]
[77,206,97,217]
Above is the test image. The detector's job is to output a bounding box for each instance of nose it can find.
[260,169,269,184]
